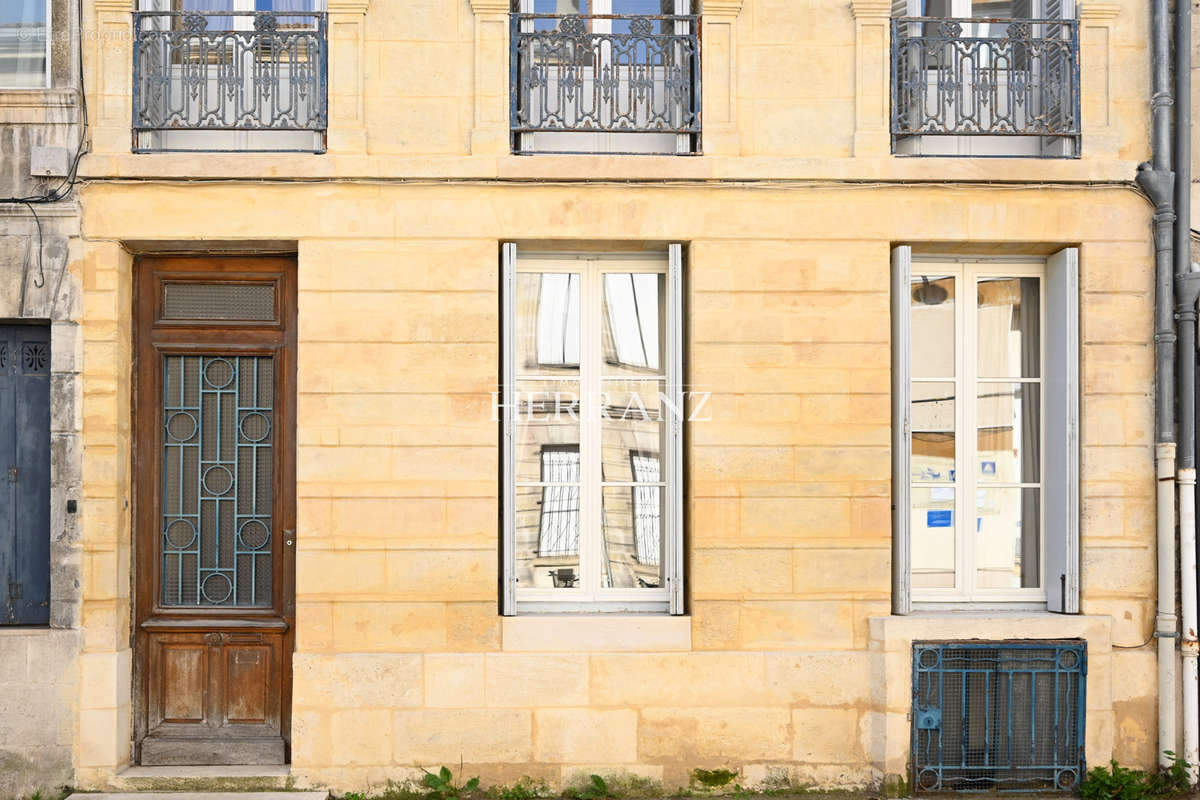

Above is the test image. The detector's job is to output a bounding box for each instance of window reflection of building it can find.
[536,446,580,588]
[603,273,661,371]
[531,273,580,368]
[509,255,674,606]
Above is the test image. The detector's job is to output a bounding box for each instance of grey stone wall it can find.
[0,208,84,797]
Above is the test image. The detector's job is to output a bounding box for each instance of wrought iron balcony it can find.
[510,13,700,154]
[133,10,327,153]
[891,17,1080,157]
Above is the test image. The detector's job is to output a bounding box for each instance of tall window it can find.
[0,0,50,89]
[502,248,683,614]
[893,250,1078,611]
[909,263,1043,602]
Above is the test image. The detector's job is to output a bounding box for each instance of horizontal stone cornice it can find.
[850,0,892,18]
[702,0,744,16]
[1079,1,1121,20]
[469,0,510,15]
[327,0,369,14]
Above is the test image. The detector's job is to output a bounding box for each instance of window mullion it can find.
[581,260,603,600]
[960,265,976,601]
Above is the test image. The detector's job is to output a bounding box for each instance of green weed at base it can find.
[1081,752,1194,800]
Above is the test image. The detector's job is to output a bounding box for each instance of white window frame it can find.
[501,244,684,615]
[891,247,1079,613]
[0,0,52,90]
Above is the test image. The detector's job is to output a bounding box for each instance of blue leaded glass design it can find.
[161,355,274,607]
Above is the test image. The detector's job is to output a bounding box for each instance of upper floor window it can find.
[501,246,684,614]
[0,0,50,88]
[891,0,1080,157]
[511,0,700,154]
[891,249,1079,611]
[133,0,327,152]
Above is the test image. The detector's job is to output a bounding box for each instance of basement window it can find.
[911,640,1087,792]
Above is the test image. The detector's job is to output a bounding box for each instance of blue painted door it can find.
[0,325,50,626]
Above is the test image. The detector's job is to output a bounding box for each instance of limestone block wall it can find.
[72,178,1160,791]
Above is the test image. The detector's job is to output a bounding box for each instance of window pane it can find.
[611,1,681,34]
[0,0,47,88]
[910,275,955,378]
[977,277,1040,379]
[602,272,665,377]
[602,485,664,589]
[977,383,1040,483]
[912,382,955,483]
[514,380,580,483]
[515,480,581,590]
[517,273,580,375]
[532,0,584,12]
[911,487,956,589]
[975,487,1040,589]
[602,381,664,480]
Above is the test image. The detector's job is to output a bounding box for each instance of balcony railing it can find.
[510,13,700,154]
[133,10,327,153]
[891,17,1080,157]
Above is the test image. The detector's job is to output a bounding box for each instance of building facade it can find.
[0,0,1177,794]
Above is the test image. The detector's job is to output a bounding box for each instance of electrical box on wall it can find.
[30,147,71,178]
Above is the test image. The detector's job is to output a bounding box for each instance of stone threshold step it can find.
[103,766,303,793]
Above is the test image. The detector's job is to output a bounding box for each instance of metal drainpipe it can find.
[1175,0,1198,776]
[1135,0,1178,769]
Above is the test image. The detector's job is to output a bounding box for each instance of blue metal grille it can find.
[891,17,1080,156]
[161,355,274,607]
[510,12,700,152]
[912,641,1086,793]
[133,11,328,152]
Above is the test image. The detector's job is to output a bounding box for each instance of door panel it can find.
[135,257,295,766]
[160,643,207,722]
[0,326,51,626]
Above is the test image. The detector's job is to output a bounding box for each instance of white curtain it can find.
[0,0,48,88]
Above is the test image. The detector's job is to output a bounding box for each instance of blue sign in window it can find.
[926,510,953,528]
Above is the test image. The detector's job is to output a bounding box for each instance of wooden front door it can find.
[134,256,296,766]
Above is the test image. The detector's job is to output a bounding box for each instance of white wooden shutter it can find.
[501,243,518,616]
[891,246,913,615]
[1044,247,1079,613]
[667,243,686,614]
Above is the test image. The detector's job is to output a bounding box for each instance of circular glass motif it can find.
[238,519,271,550]
[164,519,197,550]
[202,465,234,496]
[204,358,235,389]
[239,411,271,443]
[166,411,198,442]
[201,572,233,604]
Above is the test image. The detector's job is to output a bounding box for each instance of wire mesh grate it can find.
[912,641,1086,793]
